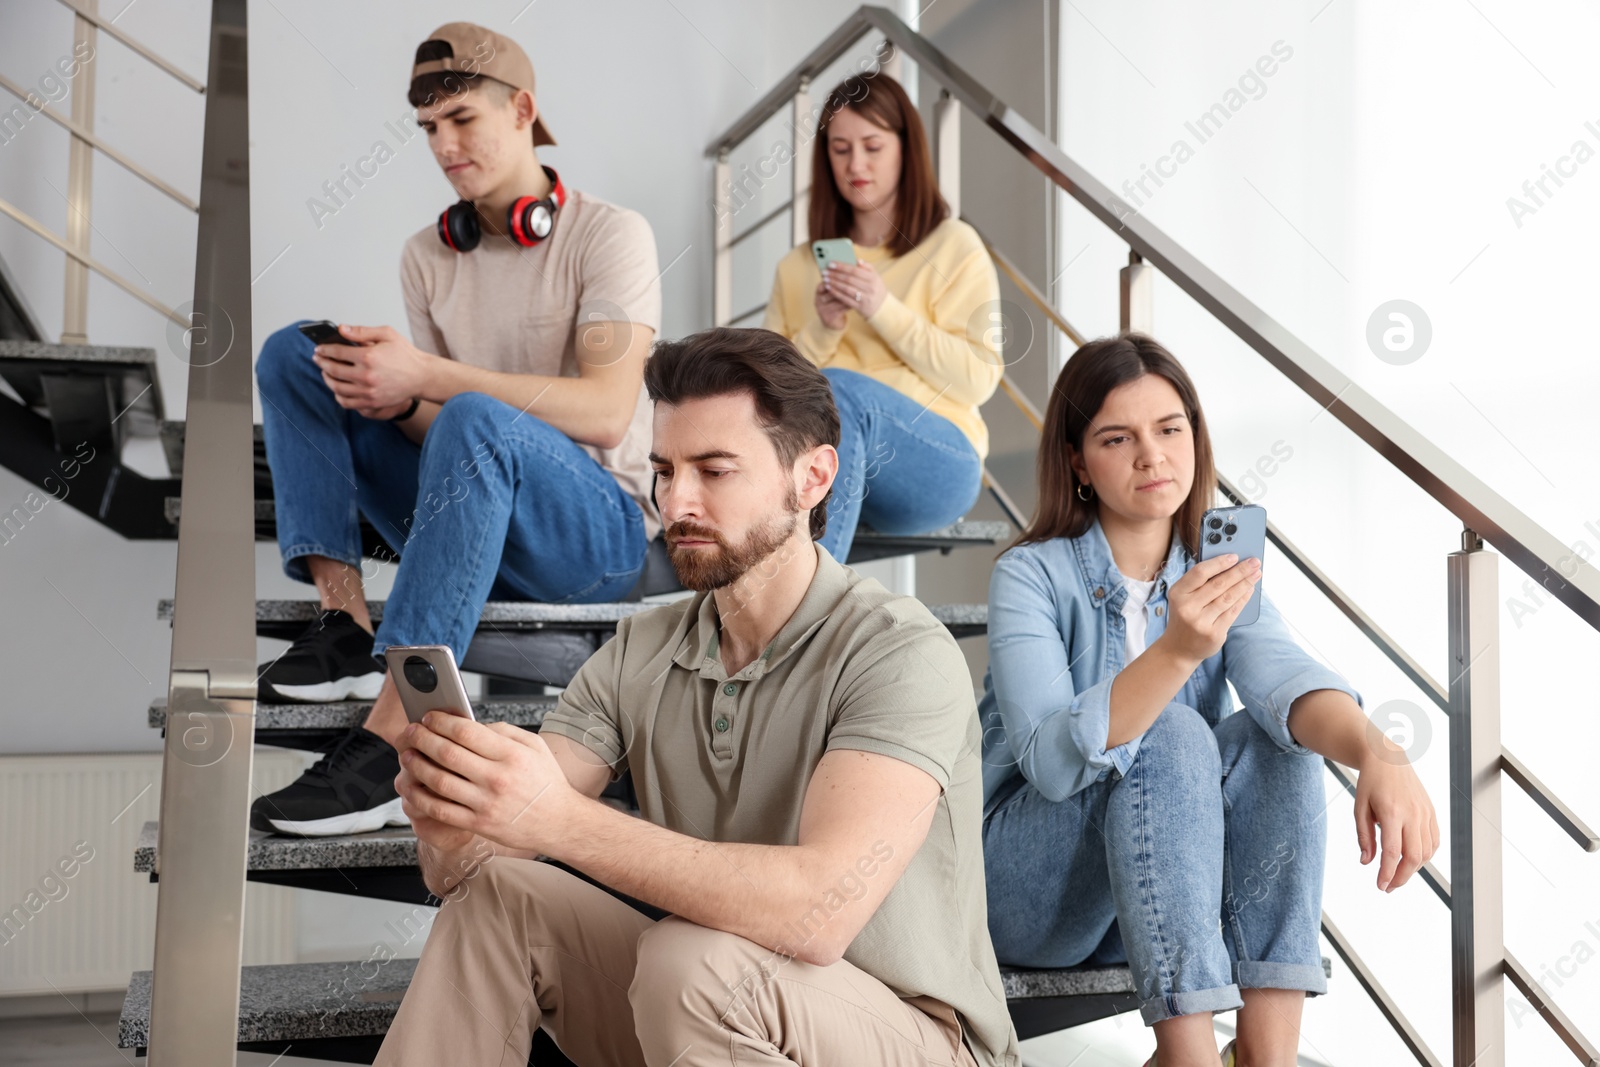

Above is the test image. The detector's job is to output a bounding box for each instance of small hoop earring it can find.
[1076,482,1094,502]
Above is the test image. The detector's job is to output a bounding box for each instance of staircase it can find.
[120,601,1216,1062]
[5,3,1599,1067]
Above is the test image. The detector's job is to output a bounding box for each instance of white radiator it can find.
[0,751,304,996]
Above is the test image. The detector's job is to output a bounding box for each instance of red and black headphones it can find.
[436,166,566,252]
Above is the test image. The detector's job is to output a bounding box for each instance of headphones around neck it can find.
[436,166,566,253]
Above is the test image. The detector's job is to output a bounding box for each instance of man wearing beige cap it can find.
[250,22,664,838]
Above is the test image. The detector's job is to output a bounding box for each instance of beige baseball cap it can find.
[410,22,555,146]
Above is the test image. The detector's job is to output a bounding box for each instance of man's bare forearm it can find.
[538,793,846,964]
[423,354,637,449]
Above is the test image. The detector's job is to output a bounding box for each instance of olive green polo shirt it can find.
[541,543,1021,1067]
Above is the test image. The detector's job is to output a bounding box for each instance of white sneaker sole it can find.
[264,672,385,703]
[262,796,410,837]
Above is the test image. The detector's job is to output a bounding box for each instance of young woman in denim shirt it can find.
[979,334,1437,1067]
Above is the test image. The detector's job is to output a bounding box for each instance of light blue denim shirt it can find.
[978,513,1363,816]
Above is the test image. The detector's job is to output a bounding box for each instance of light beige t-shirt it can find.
[541,543,1022,1067]
[399,188,663,540]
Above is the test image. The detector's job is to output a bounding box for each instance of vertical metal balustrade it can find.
[705,8,1600,1064]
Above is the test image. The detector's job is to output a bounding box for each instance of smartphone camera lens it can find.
[1206,531,1222,545]
[1208,516,1223,530]
[402,655,438,693]
[1224,522,1238,536]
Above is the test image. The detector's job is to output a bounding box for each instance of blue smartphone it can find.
[1198,503,1265,627]
[811,237,857,274]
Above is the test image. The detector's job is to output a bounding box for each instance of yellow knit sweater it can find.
[761,218,1003,459]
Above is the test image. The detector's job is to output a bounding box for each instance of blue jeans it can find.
[982,702,1328,1026]
[256,321,648,661]
[817,368,982,562]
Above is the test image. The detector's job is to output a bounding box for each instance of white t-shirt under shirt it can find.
[398,187,664,540]
[1121,575,1158,664]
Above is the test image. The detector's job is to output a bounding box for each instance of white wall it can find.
[0,0,867,984]
[0,0,861,755]
[1054,1,1600,1062]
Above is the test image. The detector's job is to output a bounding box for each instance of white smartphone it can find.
[384,645,476,725]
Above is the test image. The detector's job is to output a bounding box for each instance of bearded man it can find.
[376,327,1022,1067]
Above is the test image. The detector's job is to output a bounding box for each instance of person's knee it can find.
[1132,702,1221,783]
[428,391,508,448]
[255,320,315,395]
[1217,709,1321,786]
[629,916,771,1023]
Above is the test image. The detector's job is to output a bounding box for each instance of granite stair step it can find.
[148,695,555,750]
[134,799,638,904]
[0,339,179,538]
[162,489,1009,571]
[0,338,164,440]
[136,820,421,876]
[158,598,989,638]
[155,599,988,688]
[114,955,1168,1057]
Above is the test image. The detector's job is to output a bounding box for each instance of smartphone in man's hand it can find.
[385,645,476,726]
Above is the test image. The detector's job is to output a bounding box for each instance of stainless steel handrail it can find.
[1,0,202,342]
[705,5,1600,635]
[53,0,207,93]
[0,70,200,211]
[1216,474,1599,853]
[146,1,254,1063]
[706,9,1596,1066]
[0,194,188,326]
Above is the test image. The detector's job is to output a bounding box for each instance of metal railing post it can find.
[934,88,960,216]
[61,0,98,344]
[1448,528,1505,1067]
[713,150,732,326]
[1119,249,1151,333]
[147,2,256,1063]
[791,78,811,246]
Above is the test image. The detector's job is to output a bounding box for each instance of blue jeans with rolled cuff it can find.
[256,321,648,662]
[816,367,983,563]
[981,701,1328,1026]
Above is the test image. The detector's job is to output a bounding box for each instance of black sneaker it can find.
[250,726,409,836]
[257,608,386,702]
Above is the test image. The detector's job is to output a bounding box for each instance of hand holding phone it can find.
[811,237,857,273]
[297,319,348,347]
[1160,504,1266,665]
[385,645,476,725]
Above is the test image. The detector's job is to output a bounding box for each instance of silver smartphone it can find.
[384,645,476,725]
[1198,503,1266,627]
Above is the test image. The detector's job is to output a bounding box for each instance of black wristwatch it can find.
[390,398,421,422]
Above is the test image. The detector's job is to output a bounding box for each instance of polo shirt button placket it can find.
[712,680,739,755]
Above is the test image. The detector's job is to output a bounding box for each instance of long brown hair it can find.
[1015,333,1216,560]
[808,73,948,256]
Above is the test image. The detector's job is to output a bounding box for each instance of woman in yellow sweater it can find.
[763,73,1002,562]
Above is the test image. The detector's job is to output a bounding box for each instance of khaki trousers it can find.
[374,856,980,1066]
